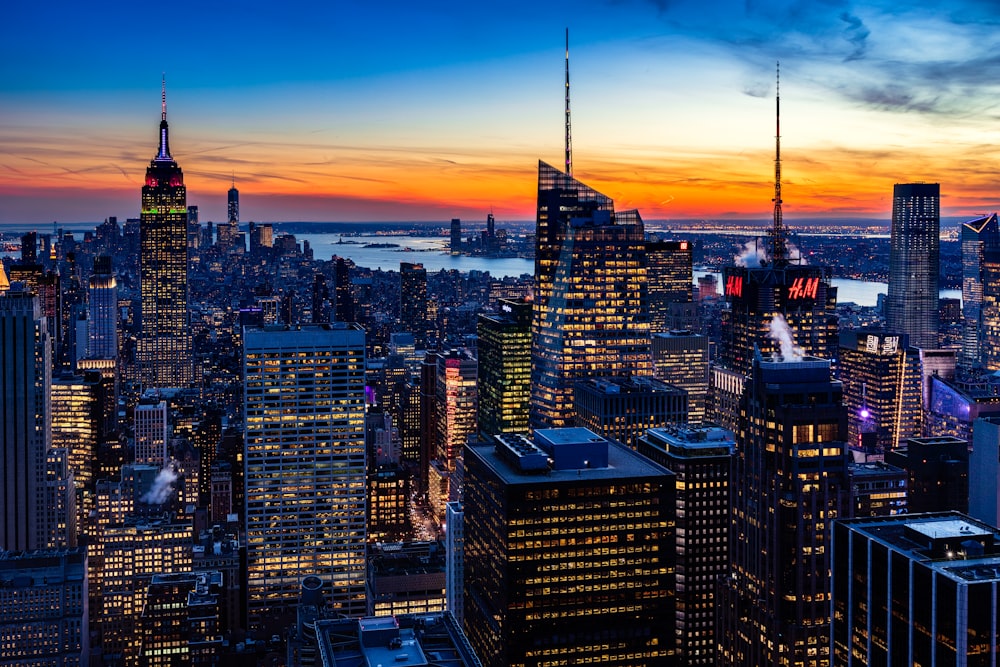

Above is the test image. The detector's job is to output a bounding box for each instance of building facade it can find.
[530,161,651,429]
[885,183,940,349]
[137,83,192,387]
[572,375,687,448]
[400,262,429,348]
[651,330,710,424]
[463,428,674,667]
[477,299,531,437]
[646,239,693,333]
[243,324,367,627]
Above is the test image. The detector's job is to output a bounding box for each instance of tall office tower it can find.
[52,372,101,535]
[134,399,169,467]
[334,257,355,323]
[435,348,477,474]
[463,429,675,667]
[717,352,851,667]
[400,262,429,348]
[186,204,200,252]
[886,183,941,349]
[531,162,651,429]
[100,518,193,667]
[138,80,192,388]
[419,352,440,495]
[138,571,223,666]
[477,299,531,436]
[0,548,89,666]
[244,323,367,627]
[311,272,330,323]
[838,330,922,457]
[651,330,709,423]
[959,219,996,370]
[832,512,1000,666]
[719,72,837,376]
[980,241,1000,372]
[646,239,693,333]
[88,255,119,360]
[43,448,77,549]
[444,500,465,627]
[9,265,62,360]
[573,376,687,448]
[450,218,462,253]
[227,178,239,224]
[886,436,969,513]
[971,416,1000,525]
[1,289,51,552]
[638,424,734,666]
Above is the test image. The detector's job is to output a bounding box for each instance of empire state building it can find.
[137,80,192,387]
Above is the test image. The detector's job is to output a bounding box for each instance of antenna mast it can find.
[565,28,573,177]
[161,74,167,122]
[770,62,786,266]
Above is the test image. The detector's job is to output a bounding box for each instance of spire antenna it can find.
[565,28,573,177]
[161,74,167,122]
[770,61,786,266]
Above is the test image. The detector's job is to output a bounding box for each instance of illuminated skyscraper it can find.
[646,239,693,333]
[651,330,709,423]
[87,255,118,360]
[838,330,922,456]
[134,399,169,467]
[463,428,674,667]
[530,162,650,428]
[717,352,851,667]
[138,80,192,387]
[573,376,687,449]
[886,183,940,349]
[243,323,367,627]
[638,424,734,666]
[960,214,1000,373]
[435,348,477,474]
[400,262,429,348]
[1,288,51,552]
[477,299,531,436]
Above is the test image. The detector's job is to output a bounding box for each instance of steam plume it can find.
[141,464,179,505]
[768,314,805,362]
[735,240,767,267]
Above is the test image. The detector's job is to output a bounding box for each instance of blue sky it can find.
[4,1,1000,224]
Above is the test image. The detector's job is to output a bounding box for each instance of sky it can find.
[3,0,1000,226]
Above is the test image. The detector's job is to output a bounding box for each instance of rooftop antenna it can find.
[769,62,786,266]
[565,28,573,177]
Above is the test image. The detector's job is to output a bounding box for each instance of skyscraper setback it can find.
[137,80,192,387]
[886,182,940,349]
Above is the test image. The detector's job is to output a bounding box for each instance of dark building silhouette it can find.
[646,240,693,333]
[886,436,969,514]
[718,352,851,667]
[400,262,429,348]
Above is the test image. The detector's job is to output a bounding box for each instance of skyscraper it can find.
[243,323,367,627]
[400,262,429,348]
[477,299,531,436]
[137,80,192,387]
[463,429,674,667]
[717,352,851,667]
[435,348,477,473]
[831,512,1000,666]
[646,239,693,333]
[651,329,710,423]
[1,288,51,552]
[87,255,118,360]
[227,178,239,225]
[960,213,999,373]
[886,182,940,349]
[838,330,922,456]
[531,162,651,428]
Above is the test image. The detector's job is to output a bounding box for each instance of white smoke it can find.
[786,241,807,265]
[768,314,805,362]
[141,464,179,505]
[735,240,768,268]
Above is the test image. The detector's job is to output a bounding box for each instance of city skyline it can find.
[5,2,1000,225]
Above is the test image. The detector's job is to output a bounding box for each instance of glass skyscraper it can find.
[477,299,531,436]
[886,183,940,350]
[530,161,651,429]
[138,82,192,387]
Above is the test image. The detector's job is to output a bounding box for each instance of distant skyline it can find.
[4,1,1000,225]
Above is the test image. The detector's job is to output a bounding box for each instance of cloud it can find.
[840,12,870,61]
